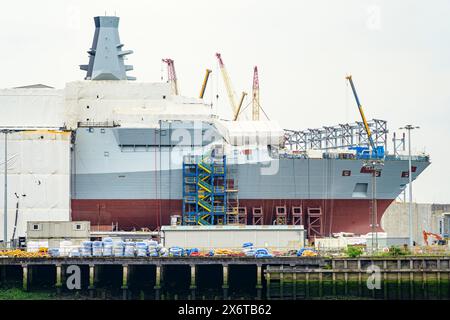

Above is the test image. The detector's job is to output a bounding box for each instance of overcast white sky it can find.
[0,0,449,203]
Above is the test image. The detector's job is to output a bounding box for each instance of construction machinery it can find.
[346,75,377,157]
[215,53,239,119]
[162,58,179,95]
[199,69,212,99]
[423,230,446,246]
[233,92,248,121]
[252,66,260,121]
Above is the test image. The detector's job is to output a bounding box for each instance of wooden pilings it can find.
[222,265,229,299]
[55,264,62,295]
[88,264,95,298]
[190,264,196,300]
[22,264,28,291]
[154,265,161,300]
[256,265,262,300]
[122,264,128,300]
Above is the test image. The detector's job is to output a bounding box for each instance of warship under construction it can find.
[0,16,430,240]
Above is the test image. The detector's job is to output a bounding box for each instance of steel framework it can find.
[284,119,388,152]
[182,154,228,225]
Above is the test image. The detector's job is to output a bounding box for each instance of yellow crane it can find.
[199,69,212,99]
[215,53,239,119]
[233,92,248,121]
[346,75,377,156]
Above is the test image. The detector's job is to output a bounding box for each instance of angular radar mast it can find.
[80,16,135,80]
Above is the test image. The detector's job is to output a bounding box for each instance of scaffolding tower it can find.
[182,153,228,225]
[225,153,240,224]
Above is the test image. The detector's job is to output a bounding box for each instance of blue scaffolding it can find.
[182,154,227,225]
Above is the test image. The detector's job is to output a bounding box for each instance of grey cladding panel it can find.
[112,126,220,147]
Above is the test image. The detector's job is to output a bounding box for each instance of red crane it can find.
[162,58,179,95]
[252,66,260,121]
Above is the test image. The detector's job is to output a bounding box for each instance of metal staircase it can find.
[182,152,228,225]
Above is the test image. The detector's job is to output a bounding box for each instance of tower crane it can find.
[252,66,260,121]
[346,75,377,157]
[162,58,179,95]
[199,69,212,99]
[215,53,239,119]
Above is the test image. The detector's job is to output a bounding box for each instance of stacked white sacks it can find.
[159,247,169,257]
[81,241,93,257]
[136,242,148,257]
[102,238,113,257]
[242,242,256,257]
[147,240,159,257]
[169,246,184,257]
[48,248,60,257]
[26,241,49,253]
[69,247,81,257]
[59,240,73,257]
[92,241,103,257]
[124,242,135,257]
[113,241,125,257]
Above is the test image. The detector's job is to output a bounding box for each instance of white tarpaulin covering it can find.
[214,119,284,146]
[0,131,71,239]
[64,81,215,129]
[0,88,65,129]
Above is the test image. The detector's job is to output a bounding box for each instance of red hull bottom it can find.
[71,199,393,236]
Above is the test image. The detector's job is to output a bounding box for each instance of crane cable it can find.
[345,77,349,123]
[238,100,271,121]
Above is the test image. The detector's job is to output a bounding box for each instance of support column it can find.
[437,271,441,300]
[409,271,414,300]
[292,272,297,300]
[305,272,310,299]
[190,264,196,300]
[88,264,95,298]
[410,260,414,300]
[357,259,362,296]
[56,264,62,295]
[22,264,28,292]
[332,272,336,296]
[222,265,229,299]
[423,272,427,299]
[279,272,284,299]
[0,266,6,287]
[256,265,262,300]
[318,272,323,298]
[358,272,362,297]
[383,261,388,300]
[121,264,129,300]
[154,265,161,300]
[344,272,348,296]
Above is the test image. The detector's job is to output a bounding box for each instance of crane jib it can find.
[346,75,378,156]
